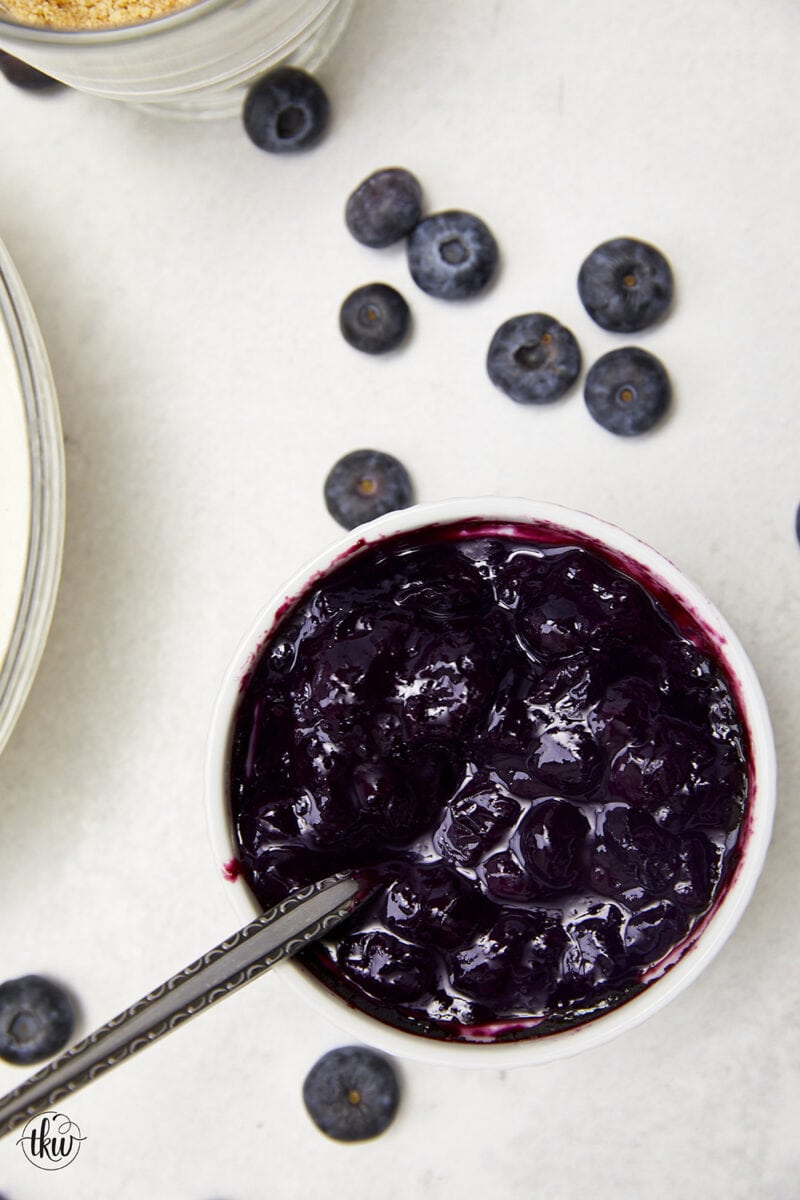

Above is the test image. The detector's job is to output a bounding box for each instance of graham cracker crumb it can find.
[0,0,195,29]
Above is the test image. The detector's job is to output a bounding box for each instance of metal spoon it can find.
[0,871,372,1140]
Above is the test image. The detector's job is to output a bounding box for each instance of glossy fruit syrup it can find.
[229,521,750,1042]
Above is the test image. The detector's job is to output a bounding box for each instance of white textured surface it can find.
[0,0,798,1196]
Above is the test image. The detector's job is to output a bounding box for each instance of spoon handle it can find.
[0,873,367,1140]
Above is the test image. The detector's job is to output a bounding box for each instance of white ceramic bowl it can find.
[204,497,776,1068]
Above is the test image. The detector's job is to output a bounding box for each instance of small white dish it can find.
[205,497,776,1068]
[0,236,64,756]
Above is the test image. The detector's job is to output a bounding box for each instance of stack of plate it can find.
[0,236,64,755]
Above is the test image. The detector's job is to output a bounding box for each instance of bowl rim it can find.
[204,496,776,1068]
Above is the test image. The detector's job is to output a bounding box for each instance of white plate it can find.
[0,236,64,755]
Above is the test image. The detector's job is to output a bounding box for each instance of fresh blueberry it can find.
[345,168,422,248]
[578,237,674,332]
[0,975,75,1065]
[324,449,413,530]
[339,283,410,354]
[584,347,671,436]
[302,1045,400,1142]
[0,51,64,91]
[242,66,329,153]
[796,502,800,546]
[487,313,581,404]
[406,210,498,300]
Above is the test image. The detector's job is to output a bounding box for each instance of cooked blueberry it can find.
[496,547,552,608]
[624,901,689,966]
[249,844,339,904]
[0,51,64,91]
[386,625,496,741]
[590,806,680,906]
[422,991,490,1028]
[435,786,520,867]
[451,924,515,1000]
[578,237,673,332]
[661,640,724,726]
[324,449,413,530]
[529,724,603,796]
[243,66,329,153]
[672,835,720,911]
[478,849,537,903]
[310,620,383,727]
[591,677,661,749]
[0,975,74,1065]
[561,552,654,642]
[407,210,498,299]
[383,862,487,950]
[608,718,715,830]
[345,167,422,248]
[394,544,494,621]
[302,1046,399,1141]
[517,591,600,658]
[344,759,434,845]
[525,654,595,708]
[454,910,565,1011]
[240,794,302,847]
[339,283,410,354]
[685,742,747,832]
[584,347,671,436]
[516,798,590,890]
[392,742,460,815]
[337,930,436,1002]
[557,906,627,997]
[293,785,365,851]
[510,910,569,1010]
[487,313,581,404]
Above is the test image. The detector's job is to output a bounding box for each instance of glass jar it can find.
[0,236,65,757]
[0,0,353,118]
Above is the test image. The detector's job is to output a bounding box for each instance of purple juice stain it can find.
[228,521,750,1042]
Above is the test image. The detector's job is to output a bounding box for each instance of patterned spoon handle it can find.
[0,872,369,1140]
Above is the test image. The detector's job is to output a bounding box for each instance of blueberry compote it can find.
[229,521,750,1042]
